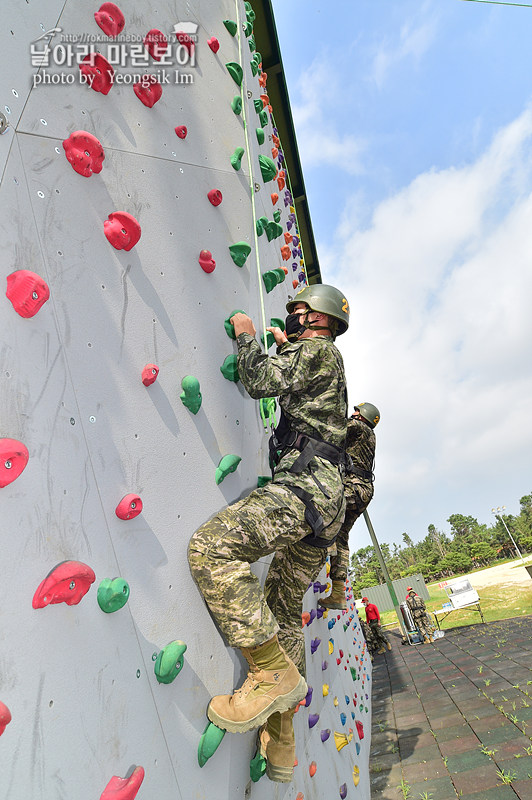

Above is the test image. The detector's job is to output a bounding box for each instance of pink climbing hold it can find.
[133,76,162,107]
[100,766,145,800]
[207,189,223,206]
[104,212,141,251]
[6,270,50,318]
[115,494,143,520]
[198,250,216,273]
[0,439,29,488]
[79,53,114,95]
[175,125,188,139]
[207,36,220,53]
[142,364,159,386]
[175,31,194,57]
[94,2,125,37]
[0,702,12,736]
[63,131,105,177]
[144,29,168,61]
[32,561,96,608]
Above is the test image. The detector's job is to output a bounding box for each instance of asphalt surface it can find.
[369,616,532,799]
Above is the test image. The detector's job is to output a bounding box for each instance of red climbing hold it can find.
[356,720,364,739]
[292,280,298,289]
[280,245,291,261]
[271,193,278,205]
[32,561,96,608]
[79,53,114,95]
[0,702,12,736]
[207,189,223,206]
[104,212,141,251]
[207,37,220,53]
[94,3,125,37]
[115,494,143,520]
[0,439,29,488]
[100,766,145,800]
[198,250,216,273]
[6,270,50,318]
[144,29,168,61]
[63,131,105,177]
[175,125,187,139]
[142,364,159,386]
[175,31,195,57]
[133,76,162,107]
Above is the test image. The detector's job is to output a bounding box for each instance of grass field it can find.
[379,580,532,631]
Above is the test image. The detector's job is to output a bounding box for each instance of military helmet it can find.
[286,284,349,335]
[355,402,380,428]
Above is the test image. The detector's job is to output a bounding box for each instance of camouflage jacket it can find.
[344,416,375,506]
[236,332,347,523]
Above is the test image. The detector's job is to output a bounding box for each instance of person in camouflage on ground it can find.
[319,403,379,611]
[360,619,378,659]
[188,285,349,783]
[406,588,434,643]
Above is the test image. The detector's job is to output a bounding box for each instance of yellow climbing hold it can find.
[353,765,360,786]
[334,731,350,752]
[322,684,329,697]
[328,639,334,655]
[333,697,339,707]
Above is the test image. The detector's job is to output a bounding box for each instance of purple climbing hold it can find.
[321,729,331,742]
[308,714,319,729]
[292,262,298,272]
[322,660,328,671]
[339,783,348,799]
[309,608,317,624]
[312,581,321,593]
[298,271,306,282]
[310,638,321,654]
[316,607,324,619]
[304,686,313,707]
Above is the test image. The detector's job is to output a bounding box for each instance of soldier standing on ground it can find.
[406,588,434,643]
[362,596,391,654]
[319,403,380,611]
[188,285,350,783]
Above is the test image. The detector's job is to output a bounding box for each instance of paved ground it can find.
[369,616,532,799]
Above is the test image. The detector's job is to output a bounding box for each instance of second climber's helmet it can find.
[355,402,380,428]
[286,284,350,335]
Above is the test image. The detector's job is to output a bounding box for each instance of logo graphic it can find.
[173,22,199,37]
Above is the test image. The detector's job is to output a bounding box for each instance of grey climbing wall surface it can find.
[0,1,371,798]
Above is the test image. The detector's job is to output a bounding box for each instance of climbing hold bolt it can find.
[6,270,49,318]
[142,364,159,386]
[115,494,143,520]
[133,76,162,107]
[79,53,114,95]
[32,561,96,608]
[207,189,223,206]
[228,242,251,267]
[63,131,105,177]
[100,766,145,800]
[97,578,130,613]
[0,702,11,736]
[175,125,187,139]
[258,155,276,183]
[154,640,187,684]
[94,2,125,37]
[180,376,202,414]
[220,355,239,382]
[230,147,245,171]
[198,721,226,767]
[198,250,216,273]
[226,62,243,86]
[104,212,141,251]
[0,438,29,487]
[144,29,168,61]
[215,454,241,485]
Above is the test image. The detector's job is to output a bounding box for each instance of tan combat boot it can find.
[318,580,347,610]
[207,636,307,734]
[259,709,296,782]
[423,636,430,644]
[386,641,392,651]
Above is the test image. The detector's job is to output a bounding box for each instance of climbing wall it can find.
[0,1,371,798]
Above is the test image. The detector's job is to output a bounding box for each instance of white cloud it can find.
[371,3,439,89]
[322,108,532,540]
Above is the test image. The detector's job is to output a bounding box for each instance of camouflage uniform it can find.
[188,332,347,676]
[360,619,378,654]
[406,593,432,639]
[330,416,375,582]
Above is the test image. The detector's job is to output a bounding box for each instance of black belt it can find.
[282,484,335,548]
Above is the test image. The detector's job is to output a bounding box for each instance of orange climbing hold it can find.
[272,134,280,147]
[301,611,311,627]
[280,245,291,261]
[284,232,293,245]
[260,94,269,108]
[271,193,278,205]
[277,171,286,191]
[258,72,267,88]
[309,761,317,777]
[296,794,304,800]
[292,280,298,289]
[271,147,279,160]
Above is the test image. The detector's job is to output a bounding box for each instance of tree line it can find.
[349,492,532,594]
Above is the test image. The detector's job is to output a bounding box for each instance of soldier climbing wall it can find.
[0,2,371,798]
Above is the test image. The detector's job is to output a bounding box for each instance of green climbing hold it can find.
[253,99,263,114]
[180,375,202,414]
[273,209,281,223]
[97,578,130,613]
[258,109,268,128]
[245,2,256,24]
[250,749,267,782]
[243,21,253,37]
[224,309,245,339]
[231,96,242,115]
[248,34,256,52]
[226,62,243,86]
[257,476,271,488]
[223,19,238,36]
[270,317,285,331]
[261,331,275,349]
[262,270,282,294]
[216,454,242,485]
[259,396,277,429]
[229,241,251,267]
[256,216,269,236]
[255,51,262,65]
[256,127,265,145]
[231,147,245,171]
[250,59,258,77]
[198,722,226,767]
[259,155,277,183]
[220,354,239,382]
[154,640,187,684]
[265,221,283,242]
[350,667,357,681]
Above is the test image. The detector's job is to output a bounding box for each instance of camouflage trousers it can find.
[413,610,433,639]
[329,486,371,582]
[368,619,389,649]
[360,619,378,653]
[188,481,345,676]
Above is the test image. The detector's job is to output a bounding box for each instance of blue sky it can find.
[271,0,532,549]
